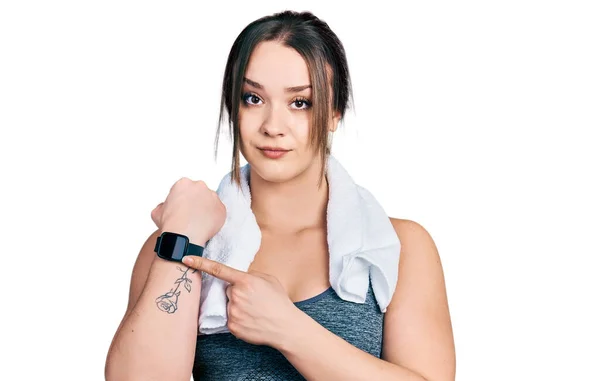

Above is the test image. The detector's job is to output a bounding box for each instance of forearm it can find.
[105,258,201,381]
[277,310,427,381]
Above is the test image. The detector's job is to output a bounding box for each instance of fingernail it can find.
[182,256,193,265]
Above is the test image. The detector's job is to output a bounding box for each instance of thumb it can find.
[151,202,164,227]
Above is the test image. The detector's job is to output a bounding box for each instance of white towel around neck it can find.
[198,155,400,335]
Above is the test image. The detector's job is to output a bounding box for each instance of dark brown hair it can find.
[214,10,354,188]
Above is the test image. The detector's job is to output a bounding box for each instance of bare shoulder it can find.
[388,217,440,262]
[383,217,456,380]
[388,217,431,237]
[388,217,432,240]
[386,217,446,301]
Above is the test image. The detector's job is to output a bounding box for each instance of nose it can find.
[259,103,287,137]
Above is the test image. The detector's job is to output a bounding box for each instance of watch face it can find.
[158,233,189,262]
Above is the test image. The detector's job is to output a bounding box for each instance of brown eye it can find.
[291,97,312,110]
[242,92,263,106]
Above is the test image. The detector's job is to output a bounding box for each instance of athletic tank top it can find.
[192,282,384,380]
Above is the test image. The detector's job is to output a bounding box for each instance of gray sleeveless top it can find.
[192,282,384,380]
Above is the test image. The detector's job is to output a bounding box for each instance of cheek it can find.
[292,113,311,144]
[238,110,261,141]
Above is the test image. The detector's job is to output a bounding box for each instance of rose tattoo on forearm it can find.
[155,266,197,314]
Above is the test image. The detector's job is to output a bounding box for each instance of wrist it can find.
[272,306,309,354]
[159,227,209,247]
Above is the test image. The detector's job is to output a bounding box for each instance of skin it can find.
[105,40,456,381]
[237,40,337,301]
[182,41,456,380]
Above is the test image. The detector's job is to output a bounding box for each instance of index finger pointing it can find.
[182,256,246,284]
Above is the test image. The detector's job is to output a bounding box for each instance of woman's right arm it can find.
[105,177,226,381]
[105,228,206,381]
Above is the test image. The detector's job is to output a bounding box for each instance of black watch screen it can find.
[156,232,189,262]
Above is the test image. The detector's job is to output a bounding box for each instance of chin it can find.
[250,160,296,183]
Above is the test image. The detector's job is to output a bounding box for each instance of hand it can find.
[182,255,300,348]
[151,178,226,246]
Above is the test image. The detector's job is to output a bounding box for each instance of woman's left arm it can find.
[273,219,456,381]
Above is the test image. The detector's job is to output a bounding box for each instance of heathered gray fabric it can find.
[192,282,384,380]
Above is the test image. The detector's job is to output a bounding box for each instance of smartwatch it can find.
[154,231,204,263]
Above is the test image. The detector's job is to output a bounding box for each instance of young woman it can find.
[105,10,455,381]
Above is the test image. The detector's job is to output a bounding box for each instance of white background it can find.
[1,1,598,380]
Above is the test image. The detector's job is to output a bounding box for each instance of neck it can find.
[249,159,329,234]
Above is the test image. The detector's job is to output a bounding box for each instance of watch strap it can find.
[154,236,160,252]
[187,242,204,257]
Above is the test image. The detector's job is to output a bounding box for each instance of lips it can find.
[258,146,290,152]
[259,147,290,159]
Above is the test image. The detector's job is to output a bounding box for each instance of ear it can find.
[329,110,342,133]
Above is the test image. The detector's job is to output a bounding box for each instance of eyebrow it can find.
[244,77,311,93]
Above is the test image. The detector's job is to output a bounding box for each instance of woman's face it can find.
[238,41,338,184]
